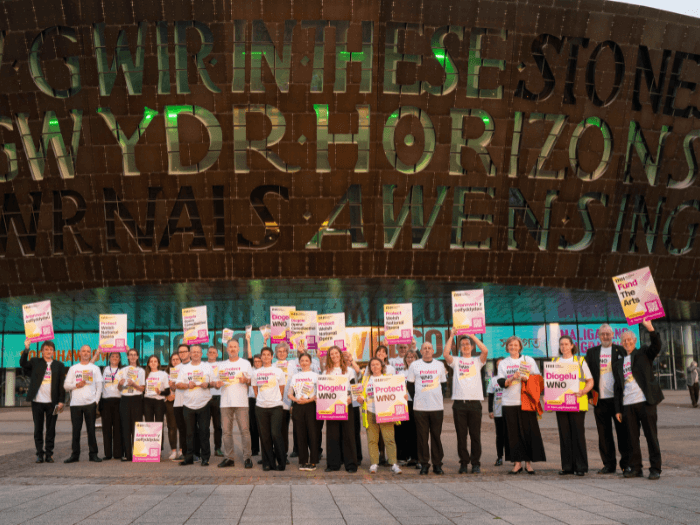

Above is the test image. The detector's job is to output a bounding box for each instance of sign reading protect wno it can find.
[0,0,699,299]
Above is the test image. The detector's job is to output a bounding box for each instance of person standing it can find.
[274,341,292,462]
[143,355,170,428]
[249,353,262,457]
[486,357,506,466]
[169,345,190,461]
[389,343,409,374]
[324,346,358,473]
[395,350,418,466]
[64,345,103,463]
[252,346,287,471]
[118,348,145,461]
[165,353,182,460]
[614,320,663,480]
[407,342,448,475]
[217,339,254,469]
[206,346,224,457]
[100,352,123,460]
[288,352,320,471]
[443,331,489,474]
[176,345,213,466]
[552,336,594,476]
[687,361,699,408]
[584,324,629,474]
[21,340,66,463]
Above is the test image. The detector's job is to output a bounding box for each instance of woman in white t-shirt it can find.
[495,336,545,474]
[551,336,594,476]
[143,356,170,436]
[100,352,123,460]
[118,348,145,461]
[324,346,358,473]
[362,345,396,466]
[288,353,319,471]
[395,350,418,466]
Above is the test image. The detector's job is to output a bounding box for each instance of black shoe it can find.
[526,468,536,475]
[433,466,444,475]
[263,465,271,472]
[180,460,194,466]
[276,465,285,471]
[559,470,574,475]
[244,458,253,469]
[201,460,209,466]
[648,470,661,480]
[45,456,54,463]
[346,467,357,473]
[575,471,585,477]
[419,466,430,475]
[325,467,339,472]
[494,458,503,466]
[214,449,224,457]
[121,457,129,462]
[89,455,102,463]
[509,467,522,475]
[218,459,235,468]
[623,468,643,478]
[64,456,79,464]
[102,456,112,461]
[36,455,44,464]
[598,466,616,474]
[257,459,263,465]
[472,466,481,474]
[252,451,259,456]
[290,451,298,458]
[458,466,468,474]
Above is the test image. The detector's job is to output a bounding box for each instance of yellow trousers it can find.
[366,411,397,465]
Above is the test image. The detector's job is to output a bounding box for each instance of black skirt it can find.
[502,405,546,463]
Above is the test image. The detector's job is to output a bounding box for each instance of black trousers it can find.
[688,383,699,407]
[453,400,482,467]
[70,402,98,457]
[502,406,546,463]
[395,400,417,461]
[248,397,260,455]
[326,408,357,471]
[256,405,286,469]
[281,408,290,454]
[144,397,166,423]
[101,397,122,459]
[623,402,662,473]
[593,397,630,470]
[209,395,222,450]
[165,400,178,450]
[120,395,143,460]
[556,411,589,472]
[292,401,319,464]
[183,405,211,462]
[414,410,444,468]
[174,406,187,454]
[494,416,506,459]
[352,406,363,461]
[32,401,58,457]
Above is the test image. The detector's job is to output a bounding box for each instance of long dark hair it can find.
[145,355,161,379]
[325,346,347,374]
[105,352,123,370]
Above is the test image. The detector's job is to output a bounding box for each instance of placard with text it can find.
[316,375,349,421]
[317,312,346,357]
[544,362,580,412]
[451,290,486,335]
[182,306,209,345]
[133,422,163,462]
[290,310,318,351]
[23,300,54,344]
[374,375,410,423]
[613,267,665,325]
[384,303,413,345]
[99,314,127,352]
[271,306,295,344]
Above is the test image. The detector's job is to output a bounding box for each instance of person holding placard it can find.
[249,353,263,457]
[288,352,320,471]
[274,342,292,462]
[217,339,254,469]
[64,345,103,463]
[443,331,489,474]
[487,358,506,466]
[143,355,170,435]
[21,340,66,464]
[550,336,594,476]
[252,346,287,471]
[175,345,213,466]
[118,348,145,461]
[496,336,546,474]
[395,350,418,466]
[170,345,191,461]
[389,343,409,374]
[165,353,182,461]
[100,352,123,461]
[407,342,448,475]
[206,346,224,457]
[343,350,364,465]
[613,320,663,480]
[324,346,358,473]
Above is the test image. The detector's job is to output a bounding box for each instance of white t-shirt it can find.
[208,361,223,396]
[558,357,592,380]
[252,366,285,408]
[389,356,406,374]
[35,361,53,403]
[144,370,170,400]
[407,359,447,412]
[399,370,412,401]
[622,356,646,406]
[599,346,615,399]
[274,360,292,409]
[178,362,214,410]
[486,377,504,417]
[497,356,541,407]
[219,358,253,408]
[288,358,322,376]
[449,356,485,401]
[326,367,356,402]
[171,364,184,407]
[365,376,386,413]
[289,371,318,401]
[102,366,121,399]
[64,363,103,406]
[118,366,146,396]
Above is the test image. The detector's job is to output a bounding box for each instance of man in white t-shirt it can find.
[63,345,103,463]
[216,339,254,469]
[444,331,489,474]
[175,345,213,466]
[407,342,447,475]
[389,343,409,374]
[253,347,287,471]
[207,346,224,457]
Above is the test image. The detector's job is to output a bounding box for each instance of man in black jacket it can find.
[20,340,66,463]
[585,324,629,474]
[613,320,663,480]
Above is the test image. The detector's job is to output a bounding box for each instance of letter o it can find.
[383,106,435,174]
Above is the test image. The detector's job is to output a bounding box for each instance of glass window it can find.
[514,325,548,358]
[140,332,172,366]
[482,326,516,359]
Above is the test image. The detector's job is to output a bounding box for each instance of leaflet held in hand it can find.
[182,306,209,344]
[384,303,413,345]
[612,267,665,325]
[451,290,486,335]
[99,314,128,352]
[23,300,54,343]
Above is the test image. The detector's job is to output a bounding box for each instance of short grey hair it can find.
[599,323,613,334]
[620,330,637,342]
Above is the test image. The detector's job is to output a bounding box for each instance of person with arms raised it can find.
[389,343,409,374]
[21,340,66,464]
[100,352,123,461]
[176,344,213,466]
[118,348,145,461]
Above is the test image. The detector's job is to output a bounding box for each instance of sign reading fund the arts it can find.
[612,267,666,325]
[544,362,580,412]
[384,303,413,345]
[374,375,410,423]
[271,306,295,344]
[132,422,163,462]
[182,306,209,345]
[99,314,128,352]
[290,310,318,351]
[23,300,54,344]
[452,290,486,335]
[317,313,346,357]
[316,375,349,421]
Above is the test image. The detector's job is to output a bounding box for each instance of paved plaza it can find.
[0,391,699,524]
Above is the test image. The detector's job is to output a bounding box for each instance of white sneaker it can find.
[391,464,402,475]
[369,464,378,473]
[168,450,178,461]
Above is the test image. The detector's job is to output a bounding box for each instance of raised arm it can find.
[641,320,662,360]
[469,334,489,364]
[443,329,455,365]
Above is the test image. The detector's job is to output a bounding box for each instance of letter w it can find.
[93,22,147,96]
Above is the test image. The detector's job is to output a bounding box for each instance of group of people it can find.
[20,320,665,479]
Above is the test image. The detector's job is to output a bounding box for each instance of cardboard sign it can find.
[271,306,295,344]
[384,303,413,345]
[23,300,54,343]
[374,375,410,423]
[317,313,346,357]
[544,362,580,412]
[612,267,665,325]
[316,375,349,420]
[99,314,128,352]
[182,306,209,344]
[451,290,486,335]
[132,422,163,462]
[289,310,318,351]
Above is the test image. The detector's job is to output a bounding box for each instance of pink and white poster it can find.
[317,313,346,357]
[99,314,128,352]
[374,375,409,423]
[316,375,349,421]
[384,303,413,345]
[543,362,580,412]
[23,300,54,343]
[290,310,318,351]
[271,306,295,344]
[132,422,163,462]
[612,267,665,325]
[451,290,486,335]
[182,306,209,344]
